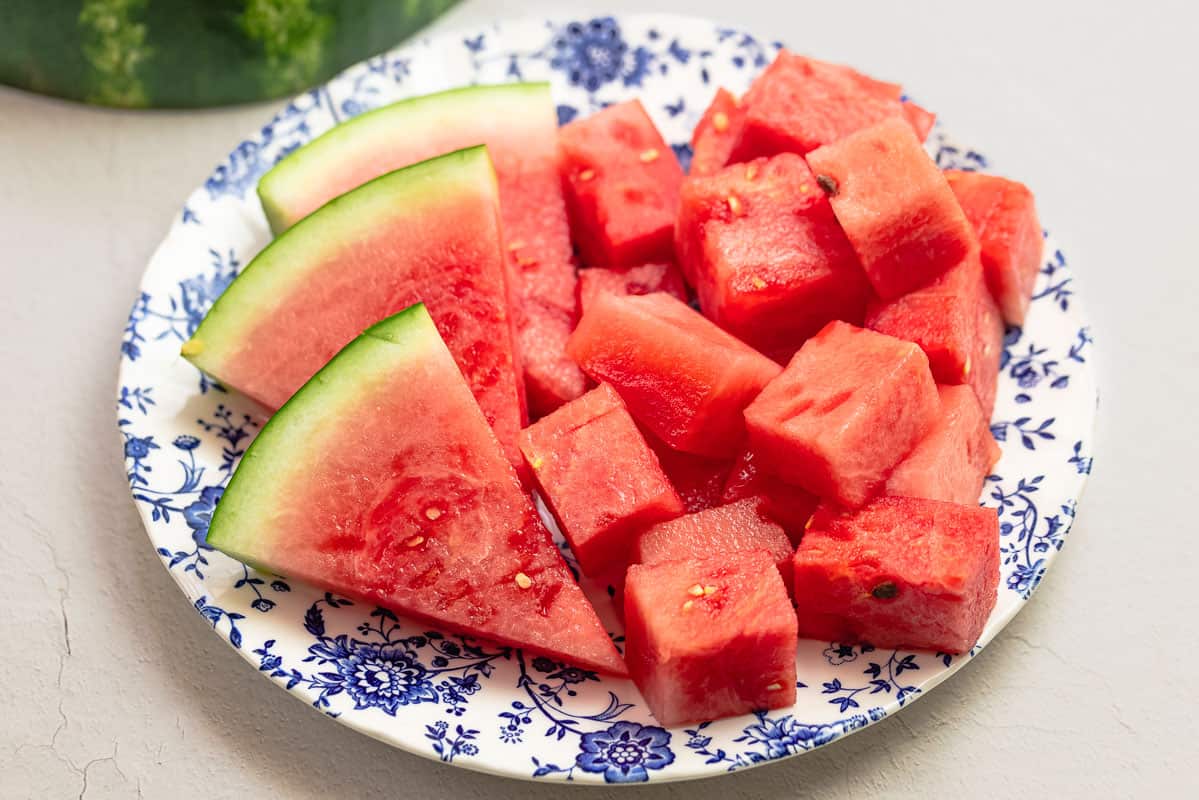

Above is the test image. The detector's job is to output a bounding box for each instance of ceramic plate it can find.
[116,13,1097,785]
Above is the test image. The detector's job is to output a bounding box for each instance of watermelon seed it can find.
[687,584,706,597]
[639,148,660,163]
[507,240,526,252]
[962,355,973,379]
[727,195,744,215]
[518,256,539,269]
[804,515,815,531]
[703,585,717,596]
[578,169,596,182]
[530,455,544,470]
[871,581,899,599]
[765,682,784,692]
[745,164,760,181]
[799,183,811,194]
[816,174,839,196]
[180,338,204,356]
[750,275,767,290]
[514,572,533,589]
[425,507,442,521]
[682,600,695,611]
[405,535,425,548]
[712,111,730,132]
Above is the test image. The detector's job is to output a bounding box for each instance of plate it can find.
[116,13,1097,785]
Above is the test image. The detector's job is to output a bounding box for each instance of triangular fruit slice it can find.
[207,304,627,677]
[185,147,526,474]
[689,87,745,177]
[257,83,583,417]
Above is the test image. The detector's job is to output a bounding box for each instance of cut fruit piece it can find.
[721,446,820,545]
[645,430,733,514]
[807,117,978,300]
[207,305,626,676]
[256,83,581,418]
[577,263,688,317]
[567,292,781,458]
[885,385,1001,504]
[902,100,936,141]
[559,100,685,267]
[630,499,794,594]
[520,384,684,574]
[185,147,527,474]
[792,497,999,653]
[689,88,745,177]
[972,291,1004,418]
[727,51,908,161]
[744,321,940,507]
[675,153,870,361]
[945,170,1043,325]
[625,551,798,725]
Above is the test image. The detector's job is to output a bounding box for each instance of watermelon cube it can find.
[675,153,870,361]
[744,321,940,507]
[972,290,1004,418]
[792,497,999,652]
[624,551,798,725]
[567,292,781,458]
[559,100,685,267]
[690,87,745,177]
[577,262,688,317]
[885,385,1001,504]
[945,170,1043,325]
[806,117,978,300]
[721,447,820,544]
[901,100,936,141]
[644,430,733,513]
[520,383,684,574]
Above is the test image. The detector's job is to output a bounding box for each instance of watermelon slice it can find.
[255,83,583,417]
[902,100,937,141]
[567,292,781,458]
[885,385,1001,504]
[792,497,999,653]
[972,290,1004,417]
[675,153,869,361]
[721,447,820,544]
[743,321,940,507]
[184,146,527,474]
[520,383,684,575]
[689,88,745,177]
[945,170,1044,325]
[576,263,688,317]
[806,117,978,300]
[207,305,626,676]
[644,431,733,514]
[559,100,685,267]
[624,551,798,725]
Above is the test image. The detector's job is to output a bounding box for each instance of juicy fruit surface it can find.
[972,290,1004,418]
[186,147,527,473]
[567,292,781,458]
[208,305,626,676]
[520,384,683,574]
[722,446,820,543]
[624,551,798,725]
[807,117,978,300]
[690,88,745,176]
[744,321,940,507]
[902,100,937,141]
[577,263,688,317]
[645,430,733,513]
[793,497,999,653]
[559,100,685,267]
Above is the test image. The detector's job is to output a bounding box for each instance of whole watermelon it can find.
[0,0,459,108]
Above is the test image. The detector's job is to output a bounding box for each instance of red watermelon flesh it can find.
[644,430,733,513]
[972,290,1004,418]
[577,262,688,317]
[675,153,870,362]
[559,100,685,267]
[792,497,999,653]
[721,446,820,544]
[567,292,782,458]
[885,384,1001,504]
[206,305,626,676]
[624,551,798,725]
[630,498,794,594]
[902,100,936,141]
[945,170,1044,325]
[744,321,941,507]
[689,88,745,177]
[806,117,978,300]
[520,383,684,575]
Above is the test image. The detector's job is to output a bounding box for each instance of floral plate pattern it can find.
[116,14,1097,784]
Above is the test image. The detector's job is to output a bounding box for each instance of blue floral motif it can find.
[204,91,323,200]
[824,642,872,666]
[991,416,1056,450]
[988,474,1071,598]
[575,721,674,783]
[821,650,923,712]
[550,18,637,91]
[685,707,885,771]
[182,486,222,551]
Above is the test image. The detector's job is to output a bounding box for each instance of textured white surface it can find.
[0,0,1195,797]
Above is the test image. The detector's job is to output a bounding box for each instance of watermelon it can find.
[520,383,684,575]
[576,263,688,317]
[945,170,1044,325]
[183,147,527,474]
[689,88,745,177]
[806,117,978,300]
[721,447,820,544]
[972,290,1004,417]
[885,385,1001,504]
[675,153,869,361]
[902,100,937,141]
[630,498,794,594]
[644,431,733,514]
[207,304,626,676]
[624,551,798,725]
[743,321,940,507]
[559,100,685,267]
[256,83,582,417]
[792,497,999,653]
[567,292,781,458]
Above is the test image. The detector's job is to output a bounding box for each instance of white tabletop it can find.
[2,0,1196,797]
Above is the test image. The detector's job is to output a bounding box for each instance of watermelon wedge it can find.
[689,88,745,177]
[207,304,626,676]
[184,147,527,473]
[576,263,688,317]
[256,83,583,417]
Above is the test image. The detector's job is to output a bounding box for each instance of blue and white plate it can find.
[116,14,1097,785]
